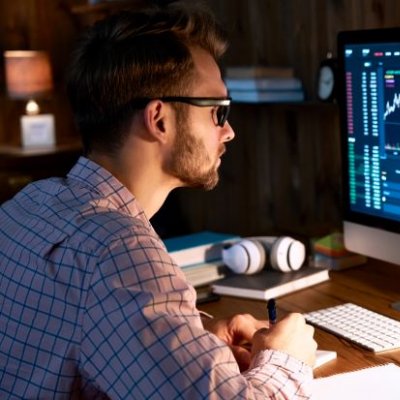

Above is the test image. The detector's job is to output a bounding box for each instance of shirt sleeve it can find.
[80,229,313,399]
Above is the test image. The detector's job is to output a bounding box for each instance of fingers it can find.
[230,345,252,372]
[204,312,317,367]
[256,327,269,335]
[203,313,267,370]
[252,313,317,366]
[230,314,269,345]
[203,313,267,346]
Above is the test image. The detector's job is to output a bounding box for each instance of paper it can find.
[314,350,337,369]
[312,363,400,399]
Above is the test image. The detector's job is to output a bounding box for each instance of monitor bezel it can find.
[337,27,400,235]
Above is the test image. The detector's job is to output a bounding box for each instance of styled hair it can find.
[66,1,228,155]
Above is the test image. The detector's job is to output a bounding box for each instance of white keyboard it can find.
[304,303,400,352]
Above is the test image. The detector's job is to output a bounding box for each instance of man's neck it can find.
[88,152,179,219]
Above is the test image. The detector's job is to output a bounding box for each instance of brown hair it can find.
[66,1,228,155]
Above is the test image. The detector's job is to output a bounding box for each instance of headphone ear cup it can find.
[222,239,266,275]
[270,236,306,272]
[246,240,266,274]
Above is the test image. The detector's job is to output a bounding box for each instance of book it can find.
[182,261,227,287]
[225,77,303,91]
[313,232,351,257]
[312,253,367,270]
[229,89,305,103]
[224,65,294,79]
[195,286,221,305]
[212,266,329,300]
[164,231,239,267]
[312,363,400,399]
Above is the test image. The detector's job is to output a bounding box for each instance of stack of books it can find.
[311,232,367,270]
[164,231,240,287]
[224,65,305,103]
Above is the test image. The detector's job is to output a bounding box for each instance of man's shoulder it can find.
[1,177,149,247]
[78,204,148,237]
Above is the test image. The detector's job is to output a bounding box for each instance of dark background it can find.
[0,0,397,240]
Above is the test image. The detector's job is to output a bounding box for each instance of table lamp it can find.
[4,50,56,148]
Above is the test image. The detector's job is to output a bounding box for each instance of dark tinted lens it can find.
[217,105,230,127]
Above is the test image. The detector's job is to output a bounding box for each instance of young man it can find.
[0,2,317,398]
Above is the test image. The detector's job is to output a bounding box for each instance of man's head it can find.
[67,1,229,158]
[162,45,233,190]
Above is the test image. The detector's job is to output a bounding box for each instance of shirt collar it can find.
[67,156,142,218]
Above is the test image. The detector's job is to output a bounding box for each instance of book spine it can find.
[225,77,303,91]
[168,239,237,267]
[230,89,305,103]
[225,66,294,79]
[182,262,227,287]
[164,232,239,267]
[313,253,367,270]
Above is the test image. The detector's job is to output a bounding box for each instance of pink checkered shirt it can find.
[0,157,313,398]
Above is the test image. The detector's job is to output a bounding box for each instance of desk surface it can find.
[198,258,400,378]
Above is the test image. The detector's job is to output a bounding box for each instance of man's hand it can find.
[202,313,268,371]
[252,313,317,366]
[203,312,317,370]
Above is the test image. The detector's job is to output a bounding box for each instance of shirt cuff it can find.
[243,350,313,399]
[249,349,313,376]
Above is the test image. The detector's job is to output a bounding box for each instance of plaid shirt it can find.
[0,157,312,399]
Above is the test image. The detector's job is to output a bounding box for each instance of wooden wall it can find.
[1,0,400,239]
[209,0,400,98]
[166,0,400,239]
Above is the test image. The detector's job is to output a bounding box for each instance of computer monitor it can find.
[338,28,400,272]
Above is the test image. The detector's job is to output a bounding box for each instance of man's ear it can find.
[143,100,171,143]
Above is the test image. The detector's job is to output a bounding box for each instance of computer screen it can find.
[338,28,400,266]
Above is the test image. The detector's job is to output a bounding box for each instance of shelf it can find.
[0,143,82,158]
[69,0,148,27]
[231,101,339,111]
[70,0,146,15]
[232,100,337,106]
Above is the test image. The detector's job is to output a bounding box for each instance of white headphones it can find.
[222,236,306,275]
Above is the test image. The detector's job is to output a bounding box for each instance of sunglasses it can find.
[130,96,231,127]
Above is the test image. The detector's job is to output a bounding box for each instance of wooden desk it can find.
[198,259,400,377]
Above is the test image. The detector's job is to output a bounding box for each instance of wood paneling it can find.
[168,102,341,238]
[209,0,400,98]
[161,0,400,239]
[1,0,400,237]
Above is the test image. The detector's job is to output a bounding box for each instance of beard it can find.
[165,109,224,191]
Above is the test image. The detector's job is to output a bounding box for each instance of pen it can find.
[267,298,277,325]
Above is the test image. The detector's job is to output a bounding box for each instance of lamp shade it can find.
[4,50,53,99]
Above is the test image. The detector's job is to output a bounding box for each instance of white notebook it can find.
[312,363,400,399]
